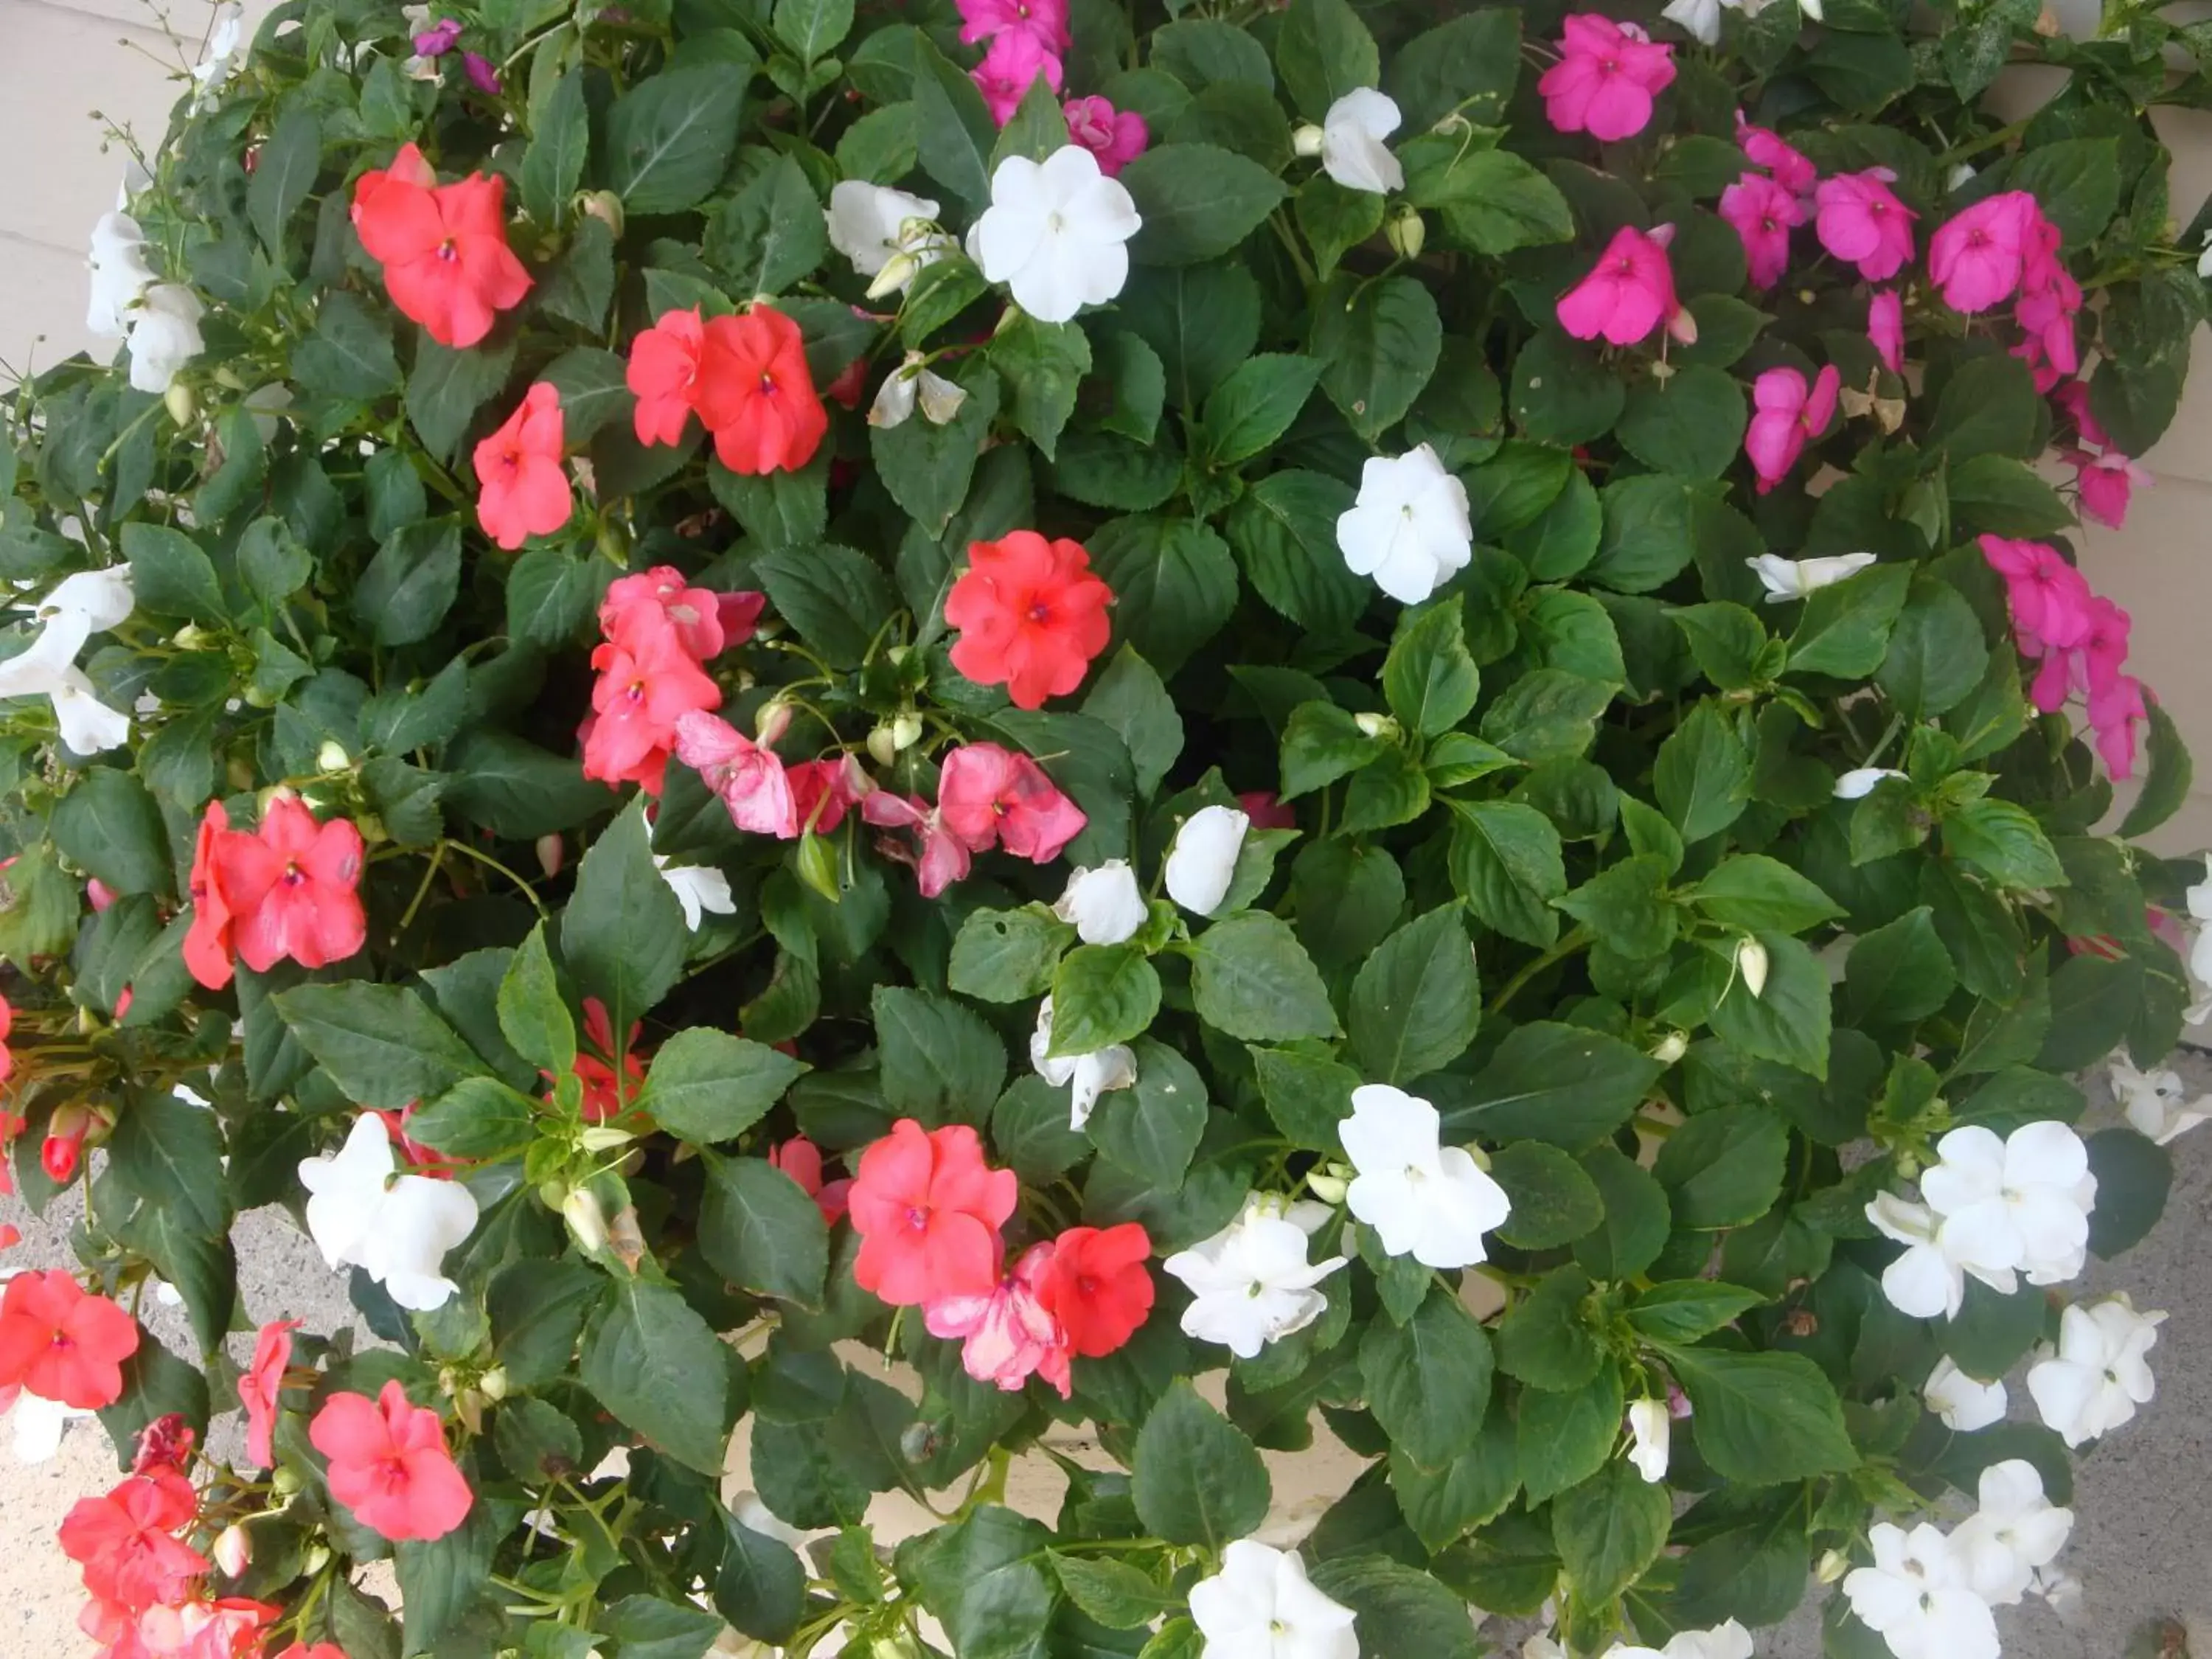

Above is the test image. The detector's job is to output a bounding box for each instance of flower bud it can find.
[563,1187,609,1253]
[535,833,565,878]
[1815,1548,1849,1585]
[1291,122,1325,157]
[1353,712,1397,740]
[164,382,196,426]
[1648,1030,1688,1065]
[1947,161,1978,190]
[316,739,350,772]
[212,1523,252,1576]
[1736,937,1770,999]
[890,711,923,752]
[796,832,841,903]
[579,1124,637,1152]
[273,1467,303,1496]
[302,1542,330,1573]
[479,1366,509,1402]
[580,189,625,236]
[1385,208,1426,260]
[866,723,900,768]
[755,699,793,745]
[172,624,209,650]
[867,250,920,300]
[1305,1167,1348,1205]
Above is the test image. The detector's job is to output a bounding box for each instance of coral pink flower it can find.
[563,999,644,1124]
[58,1472,206,1612]
[692,307,830,476]
[602,566,740,662]
[672,710,799,837]
[1979,535,2096,654]
[212,798,368,975]
[583,616,722,793]
[309,1380,473,1543]
[1557,224,1693,348]
[719,591,768,648]
[1719,172,1805,288]
[945,531,1115,709]
[1812,170,1916,282]
[771,1136,852,1224]
[926,1240,1071,1397]
[350,143,532,349]
[43,1115,88,1183]
[861,791,976,897]
[789,754,869,834]
[474,383,571,551]
[183,803,237,991]
[1927,190,2037,313]
[2068,448,2151,530]
[1745,364,1840,495]
[1868,289,1905,376]
[1238,790,1296,831]
[957,0,1070,52]
[1736,113,1816,196]
[131,1412,195,1478]
[973,30,1063,125]
[1064,96,1148,175]
[849,1119,1020,1307]
[238,1320,301,1472]
[627,308,704,448]
[936,743,1088,863]
[1038,1222,1154,1359]
[276,1646,352,1659]
[1540,15,1674,142]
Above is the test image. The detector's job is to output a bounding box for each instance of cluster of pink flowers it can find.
[1539,15,1676,143]
[1928,192,2080,375]
[674,705,870,842]
[1981,535,2147,776]
[861,741,1085,898]
[1718,116,1818,289]
[954,0,1146,170]
[845,1119,1155,1396]
[580,566,764,794]
[2053,381,2152,530]
[1746,364,1841,494]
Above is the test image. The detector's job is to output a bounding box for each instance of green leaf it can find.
[1131,1382,1271,1548]
[2084,1127,2171,1258]
[1123,143,1289,265]
[2011,137,2121,246]
[1711,933,1832,1079]
[1441,1023,1662,1147]
[248,108,321,256]
[406,1077,539,1159]
[1363,1287,1493,1470]
[702,1155,831,1306]
[1927,351,2041,462]
[1050,1554,1178,1631]
[716,1514,806,1644]
[1388,1409,1520,1552]
[706,155,828,297]
[408,335,518,465]
[522,69,591,226]
[1447,800,1565,949]
[1419,147,1574,257]
[949,907,1074,1004]
[910,36,998,208]
[394,1504,496,1652]
[1652,1104,1789,1228]
[1553,1458,1671,1603]
[1479,669,1615,762]
[1659,1346,1857,1484]
[644,1028,810,1143]
[122,523,227,623]
[1387,8,1520,128]
[1517,1359,1624,1504]
[505,546,602,647]
[1624,1281,1765,1343]
[292,291,403,399]
[1943,798,2065,891]
[1490,1142,1604,1250]
[1512,331,1624,448]
[106,1090,229,1239]
[874,986,1006,1127]
[51,768,169,895]
[1089,1037,1207,1189]
[901,1507,1054,1659]
[1082,647,1184,800]
[1573,1146,1672,1280]
[871,370,1001,535]
[1200,354,1325,467]
[752,543,898,668]
[1557,855,1675,961]
[1497,1264,1602,1391]
[1051,944,1162,1055]
[1275,0,1380,118]
[1785,562,1912,679]
[1088,515,1239,679]
[1250,1045,1360,1150]
[1298,175,1385,279]
[1349,905,1481,1084]
[2036,953,2141,1073]
[273,984,485,1110]
[355,520,462,647]
[1616,366,1748,479]
[2118,699,2192,837]
[1843,906,1958,1026]
[1311,272,1443,442]
[497,922,575,1078]
[1384,598,1481,737]
[990,313,1092,461]
[563,799,688,1027]
[1689,855,1843,933]
[1187,911,1338,1041]
[1280,700,1383,800]
[773,0,852,59]
[1654,701,1751,842]
[606,63,747,215]
[580,1279,731,1472]
[599,1595,727,1659]
[1877,577,1991,718]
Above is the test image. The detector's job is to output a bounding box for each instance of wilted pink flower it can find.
[972,30,1062,125]
[672,710,799,838]
[956,0,1070,53]
[2068,448,2151,529]
[1064,96,1147,175]
[936,743,1086,863]
[1868,289,1904,376]
[1539,15,1675,143]
[462,52,501,94]
[1719,172,1804,288]
[924,1241,1071,1397]
[862,791,975,897]
[1813,170,1916,282]
[1928,190,2037,313]
[2014,215,2081,376]
[1557,224,1693,347]
[1745,364,1840,493]
[1736,113,1817,196]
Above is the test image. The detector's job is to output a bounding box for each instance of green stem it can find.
[1487,925,1592,1016]
[437,836,550,918]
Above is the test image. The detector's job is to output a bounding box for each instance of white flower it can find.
[1317,88,1403,195]
[653,855,735,932]
[1339,1084,1511,1270]
[1164,1200,1348,1358]
[1336,445,1472,604]
[5,1390,93,1464]
[1745,551,1879,603]
[192,2,246,100]
[970,147,1140,325]
[1524,1639,1568,1659]
[86,211,156,338]
[1164,806,1249,918]
[1841,1523,1999,1659]
[298,1113,479,1311]
[1949,1458,2073,1607]
[1029,996,1136,1132]
[1661,0,1728,44]
[2107,1054,2209,1146]
[1611,1621,1755,1659]
[1188,1540,1358,1659]
[2025,1294,2164,1447]
[2185,857,2212,1024]
[868,353,968,429]
[1054,860,1148,946]
[1865,1192,1965,1319]
[1834,767,1908,799]
[1798,0,1824,18]
[126,285,206,395]
[1923,1357,2008,1432]
[0,568,137,754]
[1951,161,1981,192]
[1919,1121,2096,1292]
[2029,1565,2083,1621]
[1626,1397,1670,1483]
[731,1490,815,1551]
[825,182,949,291]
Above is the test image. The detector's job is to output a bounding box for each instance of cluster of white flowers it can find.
[824,181,954,298]
[2024,1293,2166,1448]
[86,206,205,395]
[0,568,137,754]
[298,1113,480,1310]
[1843,1460,2072,1659]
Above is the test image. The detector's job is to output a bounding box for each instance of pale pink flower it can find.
[1719,172,1804,288]
[1063,97,1147,176]
[972,31,1062,125]
[924,1241,1072,1397]
[1736,113,1817,196]
[1539,15,1675,143]
[672,711,799,838]
[1556,224,1694,347]
[1928,191,2038,313]
[1868,289,1904,375]
[1745,364,1840,493]
[1813,170,1916,282]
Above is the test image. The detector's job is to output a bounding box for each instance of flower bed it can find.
[1,0,2210,1655]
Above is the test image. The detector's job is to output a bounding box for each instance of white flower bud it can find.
[535,833,565,877]
[1816,1548,1850,1585]
[579,1125,637,1152]
[316,739,350,772]
[212,1523,251,1576]
[1292,123,1326,157]
[1385,208,1425,260]
[563,1188,609,1253]
[866,723,900,768]
[1736,937,1770,1000]
[1304,1167,1349,1205]
[164,382,196,425]
[1649,1030,1688,1065]
[890,710,922,751]
[1353,712,1394,738]
[479,1366,509,1402]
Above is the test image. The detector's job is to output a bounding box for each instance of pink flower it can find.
[956,0,1070,53]
[2090,675,2146,779]
[972,31,1062,126]
[602,567,740,662]
[1868,289,1904,376]
[2078,596,2133,699]
[1745,364,1840,493]
[2015,217,2081,375]
[1539,15,1675,143]
[1064,96,1148,176]
[2068,448,2151,529]
[925,1241,1072,1398]
[1928,191,2037,313]
[1979,535,2097,655]
[672,711,799,838]
[1719,172,1804,288]
[1813,170,1916,282]
[1736,113,1817,196]
[789,754,869,834]
[1557,224,1694,348]
[462,51,501,94]
[861,791,975,897]
[412,17,462,55]
[2053,379,2108,448]
[936,743,1088,863]
[770,1137,852,1225]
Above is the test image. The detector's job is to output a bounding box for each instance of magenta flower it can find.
[972,31,1063,126]
[1736,113,1817,197]
[1719,172,1804,289]
[1813,170,1916,282]
[2090,674,2146,779]
[1064,96,1148,176]
[1745,364,1840,494]
[2052,380,2108,448]
[1538,15,1675,143]
[1979,535,2097,658]
[462,51,502,94]
[1927,191,2038,313]
[956,0,1071,54]
[1556,224,1692,348]
[2014,213,2081,376]
[412,16,463,55]
[1867,290,1904,377]
[2068,448,2151,530]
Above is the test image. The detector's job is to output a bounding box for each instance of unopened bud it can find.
[563,1187,609,1253]
[754,699,793,745]
[890,711,922,752]
[870,1632,924,1659]
[1385,208,1426,260]
[302,1542,330,1574]
[1815,1548,1849,1585]
[536,832,565,878]
[164,383,196,425]
[580,189,625,236]
[272,1466,302,1495]
[866,723,900,768]
[579,1124,637,1152]
[213,1523,252,1576]
[172,624,209,650]
[1736,937,1770,1000]
[316,739,350,772]
[1649,1030,1688,1065]
[1305,1168,1348,1205]
[868,250,920,300]
[479,1366,509,1402]
[1353,712,1397,740]
[1291,122,1325,158]
[1947,161,1978,190]
[796,831,841,903]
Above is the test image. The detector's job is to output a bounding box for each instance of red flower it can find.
[0,1270,139,1408]
[44,1110,88,1183]
[692,306,829,476]
[351,143,532,349]
[627,308,705,447]
[849,1119,1018,1307]
[276,1646,351,1659]
[945,532,1113,709]
[238,1320,300,1472]
[936,743,1088,863]
[309,1379,473,1542]
[566,998,644,1122]
[1237,791,1296,831]
[183,803,236,991]
[788,754,869,834]
[582,611,723,793]
[212,798,367,976]
[58,1471,207,1612]
[770,1135,853,1224]
[132,1411,195,1477]
[1038,1223,1153,1358]
[474,382,571,550]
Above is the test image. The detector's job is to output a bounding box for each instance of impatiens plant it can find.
[6,0,2212,1652]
